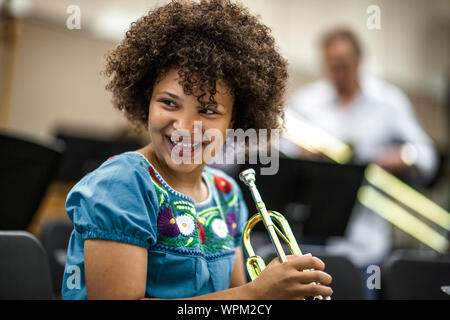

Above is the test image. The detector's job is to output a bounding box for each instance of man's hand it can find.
[374,146,415,176]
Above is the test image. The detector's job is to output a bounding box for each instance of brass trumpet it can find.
[239,168,325,300]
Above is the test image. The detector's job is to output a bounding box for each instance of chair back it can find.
[0,231,53,299]
[381,250,450,300]
[39,220,74,295]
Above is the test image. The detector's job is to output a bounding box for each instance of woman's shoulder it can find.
[75,151,150,185]
[66,151,157,208]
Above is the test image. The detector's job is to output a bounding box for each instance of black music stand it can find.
[0,130,65,230]
[54,131,143,182]
[235,157,366,244]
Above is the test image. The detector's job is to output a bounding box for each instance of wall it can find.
[1,0,449,147]
[3,19,128,141]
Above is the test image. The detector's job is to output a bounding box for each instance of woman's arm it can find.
[229,247,248,288]
[84,239,332,300]
[84,239,148,299]
[84,240,252,300]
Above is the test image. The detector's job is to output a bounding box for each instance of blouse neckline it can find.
[128,151,213,207]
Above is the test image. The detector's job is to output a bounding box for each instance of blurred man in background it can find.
[284,28,438,298]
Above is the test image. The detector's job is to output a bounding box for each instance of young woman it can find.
[62,0,332,300]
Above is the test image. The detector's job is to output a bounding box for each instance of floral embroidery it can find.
[203,226,233,253]
[214,175,232,194]
[226,212,238,237]
[157,206,180,237]
[197,219,205,244]
[185,237,194,246]
[151,168,238,255]
[211,218,228,238]
[176,215,195,236]
[148,166,163,186]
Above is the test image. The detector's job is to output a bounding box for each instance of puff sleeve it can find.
[65,155,159,248]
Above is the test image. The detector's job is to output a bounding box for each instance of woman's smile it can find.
[165,133,204,159]
[146,68,234,174]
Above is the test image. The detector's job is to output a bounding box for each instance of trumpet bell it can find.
[243,210,302,281]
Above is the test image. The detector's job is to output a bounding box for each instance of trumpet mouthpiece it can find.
[239,169,256,186]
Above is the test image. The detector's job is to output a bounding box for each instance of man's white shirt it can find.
[284,74,438,267]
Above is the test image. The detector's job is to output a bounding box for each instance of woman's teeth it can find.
[169,136,201,150]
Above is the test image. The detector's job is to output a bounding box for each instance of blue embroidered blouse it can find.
[61,151,249,299]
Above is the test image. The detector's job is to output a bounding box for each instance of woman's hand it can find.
[245,254,333,300]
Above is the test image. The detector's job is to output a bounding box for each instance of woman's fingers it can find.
[301,283,333,298]
[286,254,325,271]
[257,254,333,299]
[286,255,333,298]
[294,269,332,285]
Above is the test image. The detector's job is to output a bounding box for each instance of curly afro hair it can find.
[103,0,288,132]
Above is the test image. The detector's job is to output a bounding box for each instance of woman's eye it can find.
[160,99,176,107]
[200,108,217,115]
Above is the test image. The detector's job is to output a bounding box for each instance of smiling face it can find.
[146,68,234,175]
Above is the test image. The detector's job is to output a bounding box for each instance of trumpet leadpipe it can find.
[239,169,287,263]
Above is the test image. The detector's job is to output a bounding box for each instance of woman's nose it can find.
[172,111,203,136]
